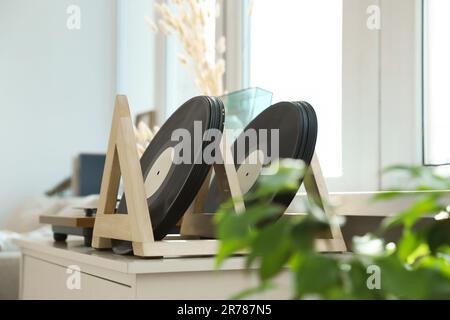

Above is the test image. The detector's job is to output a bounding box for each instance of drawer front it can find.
[137,270,292,299]
[22,256,133,300]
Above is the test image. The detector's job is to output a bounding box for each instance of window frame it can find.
[421,0,450,167]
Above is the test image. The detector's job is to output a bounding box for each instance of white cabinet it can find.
[17,239,290,300]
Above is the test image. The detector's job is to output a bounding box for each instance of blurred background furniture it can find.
[0,252,20,300]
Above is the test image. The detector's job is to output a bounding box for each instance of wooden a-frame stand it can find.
[92,95,346,257]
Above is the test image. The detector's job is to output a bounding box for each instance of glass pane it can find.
[249,0,343,177]
[424,0,450,165]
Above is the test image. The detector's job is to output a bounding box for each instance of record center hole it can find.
[157,171,160,176]
[245,172,249,177]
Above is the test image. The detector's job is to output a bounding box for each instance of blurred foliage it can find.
[215,161,450,299]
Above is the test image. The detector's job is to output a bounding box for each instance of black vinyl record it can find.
[203,101,318,214]
[112,96,225,254]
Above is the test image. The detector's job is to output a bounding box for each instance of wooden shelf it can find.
[39,215,95,228]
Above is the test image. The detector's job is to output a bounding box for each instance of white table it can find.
[16,238,291,300]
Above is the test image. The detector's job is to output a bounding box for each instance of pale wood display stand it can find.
[92,95,346,257]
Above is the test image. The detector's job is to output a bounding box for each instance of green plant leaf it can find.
[290,217,329,252]
[397,230,428,263]
[345,260,384,300]
[424,219,450,254]
[380,165,450,191]
[230,282,276,300]
[294,253,340,298]
[376,255,450,299]
[216,239,250,267]
[438,245,450,258]
[250,219,293,280]
[258,160,304,189]
[216,204,281,240]
[382,164,425,177]
[376,256,428,299]
[416,255,450,278]
[382,196,442,230]
[374,191,417,201]
[215,202,285,266]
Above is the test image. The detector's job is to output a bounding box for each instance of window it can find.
[118,0,424,192]
[247,0,343,177]
[165,0,217,117]
[227,0,390,192]
[423,0,450,166]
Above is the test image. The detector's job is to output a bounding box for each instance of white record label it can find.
[144,147,174,198]
[236,149,265,194]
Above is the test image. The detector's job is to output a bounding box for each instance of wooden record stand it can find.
[92,95,346,257]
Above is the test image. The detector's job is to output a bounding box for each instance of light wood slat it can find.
[39,215,95,228]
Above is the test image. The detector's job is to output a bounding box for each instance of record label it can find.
[144,147,174,198]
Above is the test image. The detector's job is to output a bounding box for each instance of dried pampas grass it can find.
[134,122,160,158]
[147,0,226,96]
[248,0,255,17]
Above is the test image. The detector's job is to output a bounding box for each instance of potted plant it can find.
[215,160,450,299]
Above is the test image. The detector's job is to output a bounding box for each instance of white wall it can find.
[0,0,117,225]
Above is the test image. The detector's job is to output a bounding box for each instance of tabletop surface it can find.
[16,238,249,275]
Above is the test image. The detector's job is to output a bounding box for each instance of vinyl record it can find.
[203,101,318,214]
[112,96,225,254]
